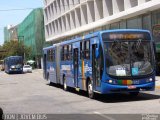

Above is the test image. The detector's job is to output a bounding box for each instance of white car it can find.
[23,65,32,73]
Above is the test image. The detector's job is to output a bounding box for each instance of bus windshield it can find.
[10,58,22,65]
[103,32,154,77]
[7,57,23,68]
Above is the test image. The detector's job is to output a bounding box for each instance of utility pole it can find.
[18,36,25,62]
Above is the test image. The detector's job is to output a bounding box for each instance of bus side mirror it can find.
[96,48,99,58]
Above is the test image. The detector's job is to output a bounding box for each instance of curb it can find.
[156,86,160,89]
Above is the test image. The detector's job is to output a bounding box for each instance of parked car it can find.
[23,65,32,73]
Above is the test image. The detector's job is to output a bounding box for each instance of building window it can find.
[120,20,127,29]
[127,16,142,29]
[110,22,119,29]
[142,14,151,31]
[105,25,110,30]
[146,0,151,2]
[152,10,160,25]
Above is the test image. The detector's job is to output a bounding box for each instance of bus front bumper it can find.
[100,82,155,94]
[9,69,23,73]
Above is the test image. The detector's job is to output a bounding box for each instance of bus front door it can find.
[73,48,79,88]
[92,45,100,90]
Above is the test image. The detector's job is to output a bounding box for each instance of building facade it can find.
[4,25,18,42]
[43,0,160,42]
[18,8,45,68]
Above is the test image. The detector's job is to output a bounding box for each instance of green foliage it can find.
[2,41,31,61]
[0,45,5,60]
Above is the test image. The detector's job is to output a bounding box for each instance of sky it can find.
[0,0,44,45]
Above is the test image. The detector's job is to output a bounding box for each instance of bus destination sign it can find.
[109,33,144,40]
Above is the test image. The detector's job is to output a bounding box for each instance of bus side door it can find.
[73,48,79,88]
[91,39,102,91]
[43,51,47,79]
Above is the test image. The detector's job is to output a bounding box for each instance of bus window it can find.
[51,49,53,62]
[80,40,90,60]
[68,44,72,60]
[64,45,68,61]
[47,49,54,62]
[84,40,90,59]
[61,46,64,61]
[61,45,72,61]
[53,50,55,62]
[80,42,83,59]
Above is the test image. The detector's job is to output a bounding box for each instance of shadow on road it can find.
[47,83,160,103]
[95,93,160,103]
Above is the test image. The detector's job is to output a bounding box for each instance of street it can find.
[0,70,160,120]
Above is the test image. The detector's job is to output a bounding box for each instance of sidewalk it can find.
[33,68,43,74]
[156,76,160,89]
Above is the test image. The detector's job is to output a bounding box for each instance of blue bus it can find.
[4,56,23,74]
[43,29,155,98]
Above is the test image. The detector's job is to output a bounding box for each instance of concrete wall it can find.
[43,0,157,42]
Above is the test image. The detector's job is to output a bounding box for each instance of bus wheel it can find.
[47,74,51,85]
[88,80,95,99]
[129,92,139,97]
[63,77,68,91]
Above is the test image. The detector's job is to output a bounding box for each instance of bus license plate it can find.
[128,86,136,89]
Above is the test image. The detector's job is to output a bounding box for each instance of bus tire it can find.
[129,92,139,97]
[87,80,95,99]
[47,73,49,80]
[63,76,68,91]
[47,73,51,85]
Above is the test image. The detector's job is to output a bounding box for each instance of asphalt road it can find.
[0,70,160,120]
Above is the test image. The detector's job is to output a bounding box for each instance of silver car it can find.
[23,65,32,73]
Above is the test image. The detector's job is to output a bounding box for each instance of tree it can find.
[0,45,6,60]
[2,41,31,61]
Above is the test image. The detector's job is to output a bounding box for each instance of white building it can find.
[43,0,160,44]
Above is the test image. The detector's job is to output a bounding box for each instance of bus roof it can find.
[99,29,150,35]
[43,29,151,49]
[5,56,22,59]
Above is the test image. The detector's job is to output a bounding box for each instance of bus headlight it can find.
[149,78,153,82]
[146,78,153,82]
[108,80,117,84]
[11,66,15,68]
[109,80,113,84]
